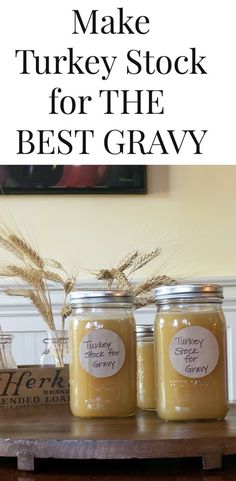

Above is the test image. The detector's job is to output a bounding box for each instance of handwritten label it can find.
[169,326,219,378]
[79,328,125,378]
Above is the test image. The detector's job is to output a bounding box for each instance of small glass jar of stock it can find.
[68,290,136,418]
[154,284,228,422]
[136,324,156,410]
[0,333,17,369]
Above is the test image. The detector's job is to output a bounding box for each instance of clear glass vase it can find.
[40,330,69,368]
[0,333,17,369]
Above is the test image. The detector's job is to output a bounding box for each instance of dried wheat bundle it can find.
[0,227,78,332]
[93,248,176,308]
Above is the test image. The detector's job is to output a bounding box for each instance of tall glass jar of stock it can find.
[154,284,228,421]
[69,290,136,418]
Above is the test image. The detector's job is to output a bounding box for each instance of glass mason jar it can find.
[0,333,17,369]
[136,324,156,410]
[40,330,69,368]
[154,284,228,421]
[69,290,136,418]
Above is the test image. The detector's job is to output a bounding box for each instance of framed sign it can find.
[0,165,147,195]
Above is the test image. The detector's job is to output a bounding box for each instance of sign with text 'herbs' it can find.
[0,366,69,409]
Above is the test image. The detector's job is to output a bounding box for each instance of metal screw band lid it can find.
[69,289,133,307]
[136,324,154,340]
[154,284,223,304]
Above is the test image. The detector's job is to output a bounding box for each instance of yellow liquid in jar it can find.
[137,341,156,410]
[154,310,228,421]
[69,315,136,417]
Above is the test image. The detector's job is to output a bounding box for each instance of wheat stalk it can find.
[5,288,33,297]
[5,288,55,329]
[44,258,64,269]
[8,233,44,269]
[0,226,80,367]
[94,268,131,290]
[111,269,132,290]
[43,270,65,284]
[116,251,139,272]
[129,248,161,275]
[61,304,72,320]
[60,276,77,332]
[0,228,78,329]
[5,289,55,329]
[3,265,44,288]
[94,248,162,285]
[29,291,55,329]
[93,247,176,309]
[133,275,176,296]
[95,269,114,282]
[63,277,77,295]
[44,258,69,275]
[133,295,156,308]
[0,235,24,261]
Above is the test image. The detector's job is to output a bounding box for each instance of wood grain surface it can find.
[1,404,236,471]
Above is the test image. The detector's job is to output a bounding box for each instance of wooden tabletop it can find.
[1,404,236,472]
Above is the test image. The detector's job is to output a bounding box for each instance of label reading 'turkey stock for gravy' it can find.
[169,326,219,378]
[79,328,126,377]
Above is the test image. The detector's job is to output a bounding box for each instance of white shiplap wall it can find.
[0,278,236,399]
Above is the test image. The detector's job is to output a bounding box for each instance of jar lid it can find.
[69,289,133,307]
[154,284,223,304]
[136,324,154,339]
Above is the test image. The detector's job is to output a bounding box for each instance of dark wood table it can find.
[1,404,236,473]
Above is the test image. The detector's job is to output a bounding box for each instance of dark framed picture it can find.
[0,165,147,195]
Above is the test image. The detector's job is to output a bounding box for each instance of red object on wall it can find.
[56,166,110,187]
